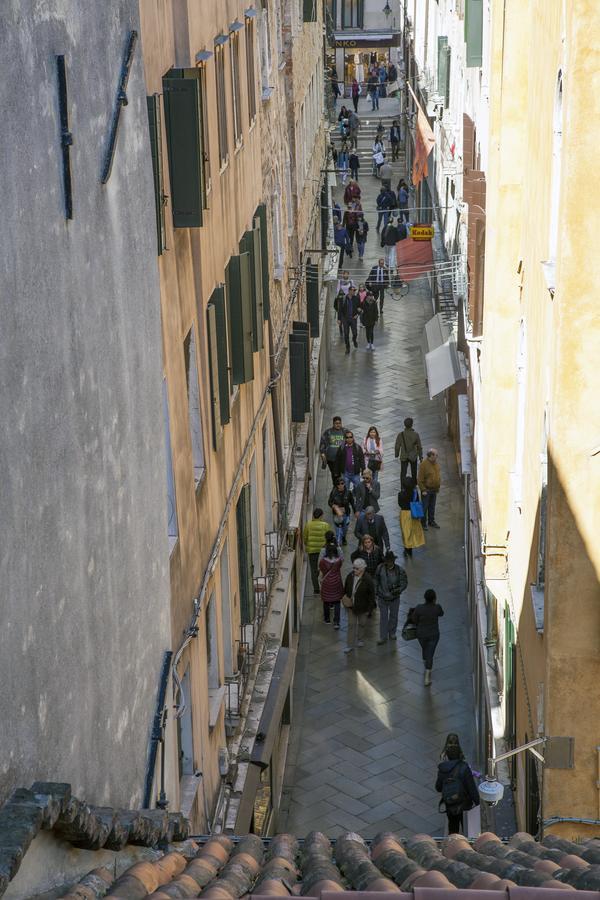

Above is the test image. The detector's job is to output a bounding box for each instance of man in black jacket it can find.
[338,287,360,354]
[436,744,480,835]
[319,416,346,483]
[354,506,390,552]
[334,430,365,491]
[343,558,376,653]
[366,258,390,313]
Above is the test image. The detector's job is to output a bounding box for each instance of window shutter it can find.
[207,287,230,439]
[226,255,254,384]
[437,37,450,108]
[320,182,329,250]
[236,485,255,625]
[465,0,483,67]
[239,225,264,352]
[293,322,311,411]
[289,322,310,422]
[306,261,320,338]
[303,0,317,22]
[146,95,166,254]
[162,70,205,228]
[254,204,270,320]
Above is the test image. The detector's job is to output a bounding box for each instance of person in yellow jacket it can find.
[303,508,331,593]
[417,448,441,530]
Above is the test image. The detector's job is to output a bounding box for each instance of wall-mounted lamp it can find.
[383,1,392,17]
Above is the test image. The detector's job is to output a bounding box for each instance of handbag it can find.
[401,608,417,640]
[373,150,385,166]
[368,459,382,472]
[410,489,424,520]
[342,594,354,609]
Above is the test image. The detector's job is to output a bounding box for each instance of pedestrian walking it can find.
[347,110,360,149]
[394,416,423,483]
[413,588,444,685]
[436,738,480,834]
[397,180,410,222]
[418,448,442,530]
[351,533,383,580]
[338,105,350,122]
[351,77,361,112]
[362,425,383,477]
[349,150,360,182]
[355,216,369,260]
[343,558,376,653]
[354,505,390,553]
[337,142,349,184]
[319,539,345,628]
[390,120,401,160]
[366,258,390,312]
[319,415,346,482]
[375,551,408,644]
[372,137,385,177]
[334,219,351,267]
[357,282,368,305]
[367,74,379,110]
[333,290,344,337]
[343,179,361,205]
[337,269,356,296]
[334,430,365,490]
[353,468,381,514]
[379,159,393,190]
[397,476,425,558]
[328,477,355,545]
[360,292,379,349]
[337,287,360,354]
[381,217,400,269]
[331,78,341,101]
[375,186,396,231]
[303,508,330,594]
[343,201,363,250]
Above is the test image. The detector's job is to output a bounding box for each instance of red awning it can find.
[396,236,434,281]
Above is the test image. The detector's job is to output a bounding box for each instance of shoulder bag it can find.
[401,607,417,641]
[410,488,424,520]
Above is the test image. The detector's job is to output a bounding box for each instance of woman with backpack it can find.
[319,538,345,629]
[435,739,480,834]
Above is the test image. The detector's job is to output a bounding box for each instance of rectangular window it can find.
[215,42,229,165]
[162,378,178,547]
[207,286,231,448]
[162,70,206,228]
[220,539,234,677]
[289,323,310,422]
[146,94,166,254]
[183,325,205,483]
[230,32,242,145]
[239,221,265,352]
[437,36,451,108]
[254,204,270,320]
[198,65,211,196]
[306,259,320,338]
[465,0,483,67]
[236,484,255,625]
[226,254,255,384]
[206,593,220,690]
[303,0,317,22]
[245,19,257,123]
[341,0,363,28]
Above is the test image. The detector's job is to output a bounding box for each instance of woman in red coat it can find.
[343,179,361,206]
[319,540,345,629]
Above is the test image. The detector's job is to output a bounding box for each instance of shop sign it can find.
[411,224,434,241]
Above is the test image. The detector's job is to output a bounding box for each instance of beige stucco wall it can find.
[479,0,600,836]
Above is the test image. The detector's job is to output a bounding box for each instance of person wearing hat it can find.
[375,551,408,644]
[342,557,376,653]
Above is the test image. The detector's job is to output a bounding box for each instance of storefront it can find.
[331,32,401,95]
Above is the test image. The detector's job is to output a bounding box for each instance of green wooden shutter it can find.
[306,261,320,338]
[239,226,264,353]
[146,95,166,254]
[236,485,254,625]
[465,0,483,67]
[303,0,317,22]
[254,204,270,320]
[162,70,205,228]
[226,255,254,384]
[437,37,450,108]
[207,286,230,433]
[289,336,307,422]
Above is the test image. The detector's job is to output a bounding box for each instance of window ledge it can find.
[273,265,284,281]
[219,158,229,176]
[179,774,201,820]
[530,584,545,634]
[168,535,179,556]
[194,468,207,494]
[208,685,227,730]
[261,86,274,101]
[234,138,244,155]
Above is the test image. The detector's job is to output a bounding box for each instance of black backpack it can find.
[439,763,467,815]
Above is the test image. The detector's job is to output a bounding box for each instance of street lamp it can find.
[383,1,392,17]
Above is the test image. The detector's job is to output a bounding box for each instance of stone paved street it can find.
[279,98,477,839]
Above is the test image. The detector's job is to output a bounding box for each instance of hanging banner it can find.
[407,83,435,186]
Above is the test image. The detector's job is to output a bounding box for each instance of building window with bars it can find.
[245,18,257,123]
[215,40,229,166]
[230,31,243,146]
[341,0,363,28]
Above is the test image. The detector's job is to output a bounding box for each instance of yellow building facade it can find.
[474,0,600,837]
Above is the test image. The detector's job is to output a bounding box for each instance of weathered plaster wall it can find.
[0,1,171,806]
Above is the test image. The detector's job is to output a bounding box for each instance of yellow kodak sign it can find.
[411,224,434,241]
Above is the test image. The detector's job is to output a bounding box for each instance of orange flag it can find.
[408,83,435,186]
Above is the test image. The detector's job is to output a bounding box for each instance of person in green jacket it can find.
[303,508,331,593]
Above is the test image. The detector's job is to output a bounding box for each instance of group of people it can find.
[331,61,399,112]
[305,415,444,678]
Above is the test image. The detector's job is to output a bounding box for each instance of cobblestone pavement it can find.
[279,98,476,839]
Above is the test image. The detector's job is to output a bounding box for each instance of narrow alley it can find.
[280,97,476,839]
